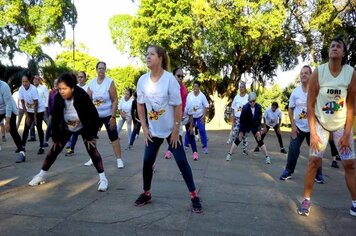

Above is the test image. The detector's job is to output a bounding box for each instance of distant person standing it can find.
[185,81,209,154]
[28,72,109,192]
[255,102,287,154]
[226,92,271,164]
[227,82,249,155]
[279,66,324,183]
[134,45,202,213]
[84,62,124,169]
[19,72,46,155]
[297,36,356,217]
[117,88,133,148]
[0,80,25,161]
[12,89,24,129]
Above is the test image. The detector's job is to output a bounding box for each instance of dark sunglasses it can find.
[176,75,184,78]
[249,100,256,103]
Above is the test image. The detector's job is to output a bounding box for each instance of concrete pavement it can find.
[0,129,355,236]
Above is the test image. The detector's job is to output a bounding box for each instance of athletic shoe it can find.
[280,148,287,154]
[226,138,231,144]
[29,174,46,186]
[15,148,26,153]
[134,193,152,206]
[242,150,248,156]
[193,152,199,161]
[191,196,203,213]
[331,160,339,168]
[84,159,93,166]
[315,173,324,184]
[203,147,208,154]
[184,146,188,152]
[98,178,108,192]
[117,159,124,169]
[298,199,311,216]
[350,206,356,217]
[254,146,259,152]
[37,148,45,155]
[195,135,200,142]
[28,138,36,142]
[165,150,171,159]
[43,142,49,147]
[280,169,292,180]
[65,149,75,156]
[335,154,341,161]
[265,156,271,164]
[125,145,133,150]
[226,153,232,161]
[16,151,26,163]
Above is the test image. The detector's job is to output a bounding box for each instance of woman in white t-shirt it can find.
[117,88,133,146]
[84,62,124,169]
[255,102,287,153]
[19,72,46,155]
[134,45,202,213]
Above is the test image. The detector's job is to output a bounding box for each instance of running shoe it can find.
[193,152,199,161]
[84,159,93,166]
[191,196,203,213]
[184,146,189,152]
[226,153,232,161]
[265,156,271,164]
[280,148,287,154]
[242,149,248,156]
[203,147,208,154]
[16,151,26,163]
[335,154,341,161]
[37,148,44,155]
[65,149,75,156]
[350,206,356,217]
[29,174,46,186]
[165,150,171,159]
[298,199,311,216]
[279,169,292,180]
[315,174,324,184]
[134,193,152,206]
[331,160,339,168]
[117,159,124,169]
[125,145,133,150]
[98,178,108,192]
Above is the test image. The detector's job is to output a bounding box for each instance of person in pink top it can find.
[165,68,199,160]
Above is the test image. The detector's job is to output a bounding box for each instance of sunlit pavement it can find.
[0,130,355,236]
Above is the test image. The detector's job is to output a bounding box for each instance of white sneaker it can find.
[265,156,271,164]
[84,159,93,166]
[98,178,108,192]
[226,153,232,161]
[29,174,46,186]
[117,159,124,169]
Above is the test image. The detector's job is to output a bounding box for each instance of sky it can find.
[11,0,302,88]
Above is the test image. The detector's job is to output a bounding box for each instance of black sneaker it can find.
[28,138,36,142]
[315,173,324,184]
[280,148,287,154]
[134,193,152,206]
[191,196,203,213]
[331,160,339,168]
[254,147,259,152]
[15,147,26,153]
[37,148,45,155]
[15,151,26,163]
[280,169,292,180]
[242,150,248,156]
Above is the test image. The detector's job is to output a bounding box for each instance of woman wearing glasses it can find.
[226,92,271,164]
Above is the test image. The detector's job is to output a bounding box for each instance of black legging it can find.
[261,124,284,148]
[234,129,264,147]
[41,129,104,173]
[0,113,24,151]
[22,112,44,147]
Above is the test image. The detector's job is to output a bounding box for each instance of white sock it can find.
[352,200,356,208]
[99,172,106,180]
[39,170,48,177]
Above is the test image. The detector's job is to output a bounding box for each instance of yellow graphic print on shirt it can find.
[237,106,242,112]
[66,119,80,129]
[299,110,307,120]
[93,97,105,107]
[148,108,165,121]
[26,102,34,109]
[321,95,344,115]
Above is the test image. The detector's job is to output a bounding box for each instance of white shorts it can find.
[310,122,355,160]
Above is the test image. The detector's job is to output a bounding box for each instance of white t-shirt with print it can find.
[186,92,209,118]
[231,93,248,118]
[289,86,309,132]
[19,84,45,113]
[64,99,83,132]
[78,83,89,92]
[137,71,182,138]
[12,91,23,109]
[264,107,282,128]
[88,77,113,118]
[36,84,49,108]
[118,97,133,117]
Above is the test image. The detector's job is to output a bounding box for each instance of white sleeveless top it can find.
[89,77,113,118]
[315,63,354,131]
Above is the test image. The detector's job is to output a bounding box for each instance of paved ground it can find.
[0,129,355,236]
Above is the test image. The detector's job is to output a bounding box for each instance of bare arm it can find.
[109,82,118,118]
